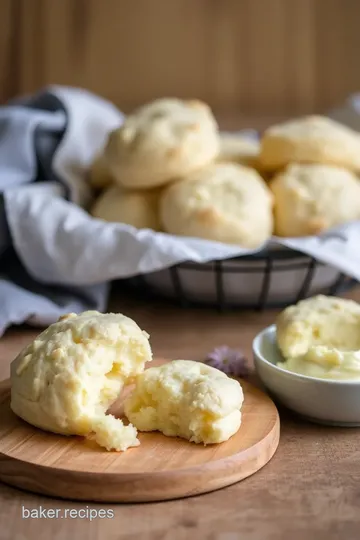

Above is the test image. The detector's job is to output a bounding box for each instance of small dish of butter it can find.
[253,295,360,426]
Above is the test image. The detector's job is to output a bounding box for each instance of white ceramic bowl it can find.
[253,325,360,426]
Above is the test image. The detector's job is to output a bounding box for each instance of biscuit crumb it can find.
[91,414,139,452]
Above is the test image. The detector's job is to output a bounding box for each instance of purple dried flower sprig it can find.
[204,345,249,378]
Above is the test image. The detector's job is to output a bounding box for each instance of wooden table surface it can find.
[1,286,360,540]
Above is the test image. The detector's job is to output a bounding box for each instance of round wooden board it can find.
[0,359,280,503]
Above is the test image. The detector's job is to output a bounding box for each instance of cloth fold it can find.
[0,86,123,335]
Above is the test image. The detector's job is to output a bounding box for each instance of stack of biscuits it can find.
[261,116,360,237]
[89,98,360,248]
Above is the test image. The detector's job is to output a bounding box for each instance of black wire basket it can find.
[128,247,358,311]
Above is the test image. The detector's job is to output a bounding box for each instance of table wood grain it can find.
[1,285,360,540]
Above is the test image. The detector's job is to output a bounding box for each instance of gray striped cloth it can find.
[0,86,123,335]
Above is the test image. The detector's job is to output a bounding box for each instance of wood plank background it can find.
[1,0,360,116]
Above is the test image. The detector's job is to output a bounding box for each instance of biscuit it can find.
[124,360,243,444]
[276,295,360,359]
[270,163,360,237]
[103,98,219,189]
[260,115,360,172]
[217,133,261,169]
[160,163,273,248]
[88,154,114,190]
[10,311,152,451]
[91,184,162,231]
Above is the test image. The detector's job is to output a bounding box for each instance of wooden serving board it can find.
[0,360,280,503]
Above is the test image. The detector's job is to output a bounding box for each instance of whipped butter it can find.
[276,295,360,381]
[279,346,360,381]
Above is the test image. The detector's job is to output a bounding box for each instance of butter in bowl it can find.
[252,295,360,426]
